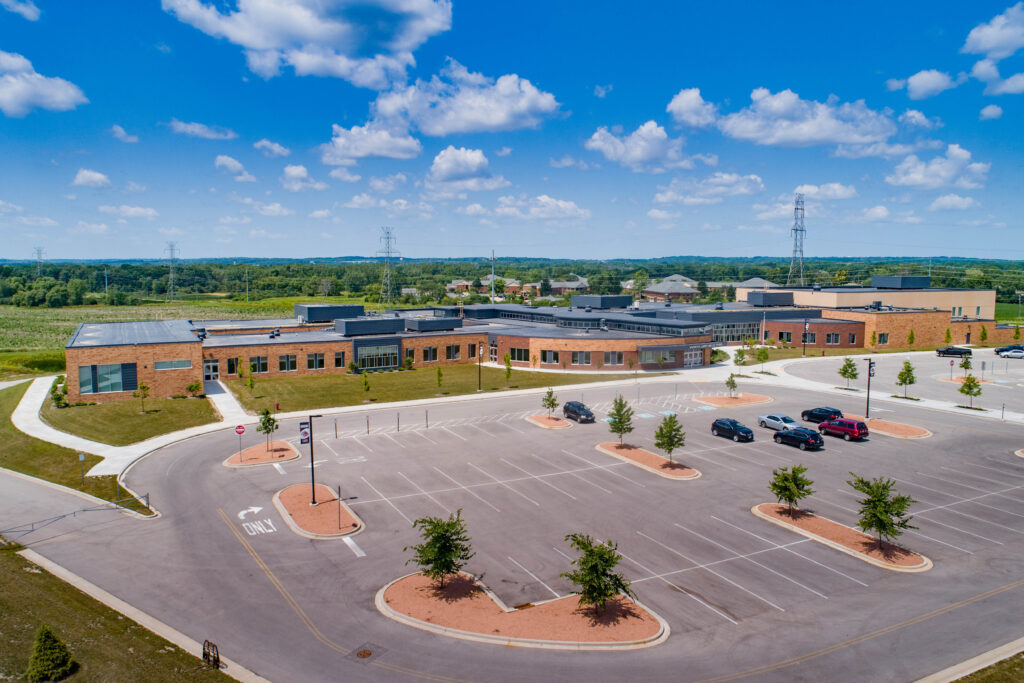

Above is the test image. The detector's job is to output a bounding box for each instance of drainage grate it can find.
[346,642,387,663]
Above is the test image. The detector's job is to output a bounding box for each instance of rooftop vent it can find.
[715,302,724,310]
[585,306,592,313]
[871,301,882,310]
[813,284,822,291]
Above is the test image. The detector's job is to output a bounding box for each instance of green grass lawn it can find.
[0,541,231,681]
[995,301,1024,323]
[41,391,219,446]
[227,364,645,413]
[956,650,1024,682]
[0,384,150,513]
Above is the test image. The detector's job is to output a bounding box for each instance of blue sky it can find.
[0,1,1022,261]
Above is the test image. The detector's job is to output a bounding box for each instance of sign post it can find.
[235,425,245,462]
[950,358,954,380]
[79,452,85,488]
[302,417,321,505]
[864,359,875,419]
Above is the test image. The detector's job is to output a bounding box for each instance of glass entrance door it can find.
[203,359,219,380]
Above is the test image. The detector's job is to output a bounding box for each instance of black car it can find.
[801,406,843,423]
[562,401,595,423]
[936,346,972,357]
[995,344,1024,354]
[774,428,824,450]
[711,418,754,442]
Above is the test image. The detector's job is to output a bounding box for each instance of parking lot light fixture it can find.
[308,414,323,505]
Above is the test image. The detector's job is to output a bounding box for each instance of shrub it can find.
[25,624,75,682]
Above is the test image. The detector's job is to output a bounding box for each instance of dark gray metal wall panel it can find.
[747,290,794,307]
[405,318,463,332]
[295,304,364,322]
[334,318,405,336]
[120,363,138,391]
[871,275,931,289]
[570,295,633,309]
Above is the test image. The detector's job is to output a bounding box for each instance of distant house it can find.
[549,277,588,295]
[661,274,698,285]
[479,275,522,294]
[735,277,778,289]
[643,280,698,302]
[400,287,420,297]
[445,279,474,293]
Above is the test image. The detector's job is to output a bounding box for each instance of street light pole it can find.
[308,413,323,505]
[477,340,482,391]
[802,319,807,357]
[864,359,874,419]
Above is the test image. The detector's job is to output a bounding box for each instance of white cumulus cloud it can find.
[1,0,40,20]
[368,173,407,194]
[666,87,717,127]
[328,167,362,182]
[980,104,1003,120]
[494,194,590,221]
[654,172,764,205]
[585,120,688,172]
[889,69,964,99]
[885,144,990,189]
[862,205,890,221]
[794,183,857,199]
[426,146,509,194]
[320,120,421,165]
[18,215,57,227]
[98,204,158,219]
[962,2,1024,61]
[280,164,327,192]
[110,124,138,143]
[549,155,589,170]
[308,209,332,219]
[73,221,108,234]
[929,193,977,211]
[170,118,237,140]
[593,84,612,98]
[898,109,937,128]
[215,155,256,182]
[72,168,110,187]
[253,138,290,157]
[969,58,1024,95]
[0,50,87,117]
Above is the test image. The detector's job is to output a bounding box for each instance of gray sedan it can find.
[758,414,799,431]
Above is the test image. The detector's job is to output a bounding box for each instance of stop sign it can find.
[235,425,245,435]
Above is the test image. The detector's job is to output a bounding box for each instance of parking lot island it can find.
[752,504,932,572]
[222,440,300,467]
[596,442,701,480]
[845,414,932,439]
[273,483,364,539]
[376,572,668,650]
[526,414,573,429]
[694,393,773,407]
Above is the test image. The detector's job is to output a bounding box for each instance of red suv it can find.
[818,418,869,441]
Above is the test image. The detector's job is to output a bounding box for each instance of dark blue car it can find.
[711,418,754,442]
[774,428,824,450]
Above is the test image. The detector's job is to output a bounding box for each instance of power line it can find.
[376,227,398,308]
[786,193,805,286]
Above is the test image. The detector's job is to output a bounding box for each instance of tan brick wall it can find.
[820,309,952,348]
[401,334,488,368]
[66,342,203,403]
[204,340,355,379]
[493,334,712,371]
[736,287,997,319]
[763,321,864,348]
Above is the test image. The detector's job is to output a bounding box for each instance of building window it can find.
[358,344,399,370]
[468,343,477,358]
[154,359,192,370]
[826,333,840,345]
[604,351,623,366]
[848,333,856,345]
[405,348,414,361]
[640,349,675,364]
[445,344,461,361]
[764,328,770,340]
[509,347,529,362]
[540,350,559,364]
[279,354,297,372]
[307,353,324,370]
[422,346,437,362]
[249,356,268,374]
[78,363,137,395]
[779,331,792,343]
[227,357,238,375]
[335,351,346,368]
[802,332,817,344]
[976,306,981,316]
[571,351,591,365]
[878,333,889,345]
[489,342,498,362]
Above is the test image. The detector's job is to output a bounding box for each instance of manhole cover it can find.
[347,642,386,663]
[357,650,372,659]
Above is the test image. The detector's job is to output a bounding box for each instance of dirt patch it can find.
[694,393,773,407]
[526,414,573,430]
[937,376,996,385]
[1015,449,1024,459]
[223,440,300,467]
[596,442,700,480]
[754,503,929,571]
[845,414,931,439]
[381,572,663,645]
[275,483,363,538]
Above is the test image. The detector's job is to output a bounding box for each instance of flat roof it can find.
[67,319,199,348]
[768,318,862,325]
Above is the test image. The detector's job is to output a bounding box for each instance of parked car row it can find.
[936,346,972,357]
[712,407,870,451]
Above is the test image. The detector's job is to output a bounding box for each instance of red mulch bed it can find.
[225,440,298,465]
[694,393,772,407]
[526,414,572,429]
[845,414,930,438]
[384,573,661,643]
[278,483,360,535]
[598,442,697,477]
[757,504,924,567]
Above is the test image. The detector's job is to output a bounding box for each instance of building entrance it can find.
[203,359,219,381]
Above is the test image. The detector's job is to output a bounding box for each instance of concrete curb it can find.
[17,549,272,683]
[271,486,364,540]
[915,634,1024,683]
[1015,448,1024,458]
[0,466,159,520]
[524,415,573,430]
[693,393,774,408]
[374,573,670,651]
[751,504,932,573]
[222,441,301,468]
[595,444,701,481]
[865,423,933,440]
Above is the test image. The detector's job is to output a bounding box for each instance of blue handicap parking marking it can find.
[638,413,655,419]
[699,405,716,411]
[602,417,614,422]
[659,410,676,416]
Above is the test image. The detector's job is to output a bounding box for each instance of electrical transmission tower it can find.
[376,227,399,308]
[165,241,178,302]
[33,247,44,277]
[786,193,806,287]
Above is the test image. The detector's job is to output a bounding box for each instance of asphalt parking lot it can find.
[8,377,1024,682]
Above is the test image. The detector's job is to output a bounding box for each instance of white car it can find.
[758,414,799,431]
[999,349,1024,359]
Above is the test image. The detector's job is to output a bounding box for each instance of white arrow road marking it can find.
[272,463,286,474]
[237,506,263,520]
[303,459,328,469]
[343,536,366,557]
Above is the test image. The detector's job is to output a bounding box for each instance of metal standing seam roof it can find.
[66,319,200,348]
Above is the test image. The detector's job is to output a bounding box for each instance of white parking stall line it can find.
[351,437,373,453]
[380,433,406,449]
[672,523,828,599]
[399,472,450,514]
[918,482,1024,520]
[496,420,526,434]
[974,460,1024,477]
[499,458,577,500]
[911,472,993,495]
[272,463,286,475]
[618,551,739,625]
[432,467,500,512]
[636,531,785,612]
[938,466,1018,487]
[466,462,541,507]
[507,556,560,599]
[551,545,573,561]
[465,423,495,437]
[343,536,366,558]
[414,430,439,445]
[560,450,646,488]
[834,491,1004,547]
[319,440,339,457]
[360,476,413,525]
[678,450,739,472]
[710,516,869,587]
[906,528,975,554]
[442,426,468,441]
[868,484,1024,534]
[522,451,614,494]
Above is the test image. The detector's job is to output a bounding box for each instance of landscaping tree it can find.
[959,373,982,408]
[348,360,359,374]
[725,373,737,397]
[838,357,859,388]
[247,362,256,394]
[1015,324,1021,340]
[607,394,634,444]
[503,353,512,385]
[627,357,636,379]
[768,465,815,517]
[539,277,552,296]
[734,348,746,365]
[436,366,443,392]
[980,324,988,343]
[185,381,202,397]
[632,269,649,299]
[257,408,278,451]
[560,533,636,614]
[236,356,245,380]
[755,346,770,372]
[895,360,916,398]
[404,354,413,370]
[907,328,915,346]
[944,328,953,344]
[132,382,150,413]
[846,473,918,550]
[541,388,559,416]
[653,413,685,463]
[362,371,371,397]
[25,624,75,682]
[404,509,474,589]
[869,331,877,347]
[960,356,972,376]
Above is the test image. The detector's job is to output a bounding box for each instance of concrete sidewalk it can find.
[205,379,249,423]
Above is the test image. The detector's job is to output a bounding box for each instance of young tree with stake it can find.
[838,357,858,388]
[960,356,972,376]
[247,362,256,394]
[847,473,917,550]
[653,413,685,463]
[606,394,634,444]
[560,533,636,614]
[362,371,371,397]
[959,373,982,408]
[768,465,814,517]
[436,366,443,392]
[980,325,988,343]
[725,373,737,397]
[132,382,150,413]
[895,360,916,398]
[755,346,769,372]
[734,348,746,366]
[257,408,278,452]
[944,328,953,344]
[404,509,474,589]
[503,353,512,386]
[541,388,559,416]
[906,328,915,346]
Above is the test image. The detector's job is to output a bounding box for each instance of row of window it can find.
[236,352,346,375]
[79,363,138,395]
[508,348,625,366]
[418,343,477,363]
[772,331,857,345]
[154,359,192,370]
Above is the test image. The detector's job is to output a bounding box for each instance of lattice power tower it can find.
[377,227,399,307]
[786,193,806,286]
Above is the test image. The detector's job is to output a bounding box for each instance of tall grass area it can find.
[995,301,1024,323]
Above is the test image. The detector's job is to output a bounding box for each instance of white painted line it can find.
[678,451,739,472]
[441,426,468,441]
[272,463,286,475]
[861,483,1024,534]
[465,423,496,438]
[551,546,573,561]
[351,437,373,453]
[497,420,525,434]
[524,452,613,494]
[636,531,785,611]
[399,472,450,514]
[466,462,541,507]
[343,536,366,558]
[499,458,577,501]
[618,551,738,625]
[360,476,412,525]
[319,440,339,457]
[918,482,1024,520]
[413,430,438,445]
[507,556,560,599]
[970,461,1024,478]
[560,450,646,488]
[432,467,500,512]
[906,528,975,554]
[911,472,992,495]
[381,433,406,449]
[937,466,1014,487]
[914,516,1005,545]
[673,523,828,599]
